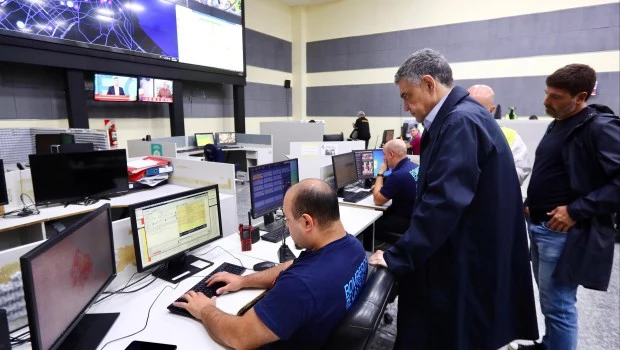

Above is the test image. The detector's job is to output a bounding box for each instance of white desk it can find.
[229,204,383,263]
[338,195,392,211]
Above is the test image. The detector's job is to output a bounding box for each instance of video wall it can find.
[0,0,244,74]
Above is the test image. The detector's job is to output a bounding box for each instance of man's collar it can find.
[423,90,452,129]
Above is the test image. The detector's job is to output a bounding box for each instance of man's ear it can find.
[421,75,435,91]
[576,91,588,103]
[489,105,496,113]
[301,213,314,231]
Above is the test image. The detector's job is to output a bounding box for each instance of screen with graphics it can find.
[139,77,173,102]
[94,74,138,102]
[0,0,244,74]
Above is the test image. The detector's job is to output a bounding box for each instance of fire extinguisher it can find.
[105,119,118,148]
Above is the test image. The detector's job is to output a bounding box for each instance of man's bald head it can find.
[384,139,407,157]
[286,179,340,228]
[467,84,496,112]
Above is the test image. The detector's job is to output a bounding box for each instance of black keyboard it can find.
[167,262,246,318]
[343,191,372,203]
[221,145,242,149]
[177,147,201,153]
[261,225,289,243]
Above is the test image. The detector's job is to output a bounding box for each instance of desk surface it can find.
[338,194,391,211]
[0,185,232,233]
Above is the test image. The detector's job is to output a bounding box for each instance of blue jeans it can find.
[529,221,579,350]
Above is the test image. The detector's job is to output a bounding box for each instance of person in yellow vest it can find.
[467,85,531,185]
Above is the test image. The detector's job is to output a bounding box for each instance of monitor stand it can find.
[153,254,214,284]
[57,312,119,350]
[256,212,284,232]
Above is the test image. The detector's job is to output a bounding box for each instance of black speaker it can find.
[0,309,10,350]
[284,80,291,89]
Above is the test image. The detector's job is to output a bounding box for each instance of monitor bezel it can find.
[128,185,224,273]
[216,132,237,146]
[195,133,215,147]
[20,204,117,350]
[28,150,130,206]
[331,152,358,190]
[248,158,299,220]
[0,159,8,205]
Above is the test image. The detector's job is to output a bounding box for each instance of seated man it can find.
[173,179,368,349]
[369,140,419,243]
[468,84,531,185]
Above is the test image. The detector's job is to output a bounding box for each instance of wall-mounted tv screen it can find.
[139,78,173,103]
[94,74,138,102]
[0,0,245,75]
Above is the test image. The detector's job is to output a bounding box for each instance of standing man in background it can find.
[407,125,421,155]
[368,48,539,350]
[468,84,531,185]
[353,111,371,149]
[519,64,620,350]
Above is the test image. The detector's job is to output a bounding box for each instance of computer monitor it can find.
[129,185,223,283]
[332,152,358,190]
[29,150,129,206]
[35,133,75,155]
[353,151,374,180]
[249,159,299,231]
[323,133,344,142]
[195,133,215,147]
[372,149,385,177]
[217,132,237,145]
[51,143,95,154]
[381,129,394,145]
[401,123,409,139]
[0,159,8,206]
[21,204,118,350]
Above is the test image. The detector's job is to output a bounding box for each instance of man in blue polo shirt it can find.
[173,179,368,349]
[372,139,419,236]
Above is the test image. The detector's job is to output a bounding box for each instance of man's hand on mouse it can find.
[172,290,216,321]
[206,272,244,295]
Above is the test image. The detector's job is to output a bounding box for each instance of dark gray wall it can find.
[307,3,620,72]
[306,3,620,116]
[0,28,293,121]
[307,72,620,117]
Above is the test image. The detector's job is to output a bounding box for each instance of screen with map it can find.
[0,0,244,73]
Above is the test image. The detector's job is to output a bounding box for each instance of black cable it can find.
[2,193,40,218]
[99,283,182,350]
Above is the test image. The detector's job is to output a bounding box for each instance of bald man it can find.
[468,85,532,185]
[174,179,368,349]
[371,139,419,241]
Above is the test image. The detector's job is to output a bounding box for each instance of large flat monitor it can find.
[195,133,215,147]
[35,133,75,155]
[138,77,173,103]
[94,74,138,102]
[249,159,299,231]
[29,150,129,206]
[381,129,394,145]
[332,152,358,190]
[353,151,374,180]
[217,132,237,145]
[0,1,245,75]
[372,149,385,177]
[0,159,8,206]
[21,204,118,350]
[129,186,223,283]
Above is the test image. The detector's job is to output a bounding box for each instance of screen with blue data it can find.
[0,0,244,73]
[249,159,299,219]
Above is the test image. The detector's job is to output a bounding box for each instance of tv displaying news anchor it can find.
[139,77,173,103]
[94,74,137,102]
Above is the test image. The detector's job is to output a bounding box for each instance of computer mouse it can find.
[253,261,276,271]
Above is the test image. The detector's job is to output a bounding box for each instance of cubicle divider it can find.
[150,136,190,148]
[290,141,365,180]
[127,140,178,158]
[237,133,272,146]
[260,122,324,162]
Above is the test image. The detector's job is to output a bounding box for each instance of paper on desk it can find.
[135,174,169,187]
[127,159,159,169]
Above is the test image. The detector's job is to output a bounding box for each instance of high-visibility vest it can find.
[501,126,517,147]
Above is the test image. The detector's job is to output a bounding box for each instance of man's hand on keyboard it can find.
[172,290,216,320]
[207,272,244,295]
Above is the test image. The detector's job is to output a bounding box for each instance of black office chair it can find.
[204,144,244,184]
[323,267,396,350]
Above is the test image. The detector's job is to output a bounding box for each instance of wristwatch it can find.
[377,173,384,177]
